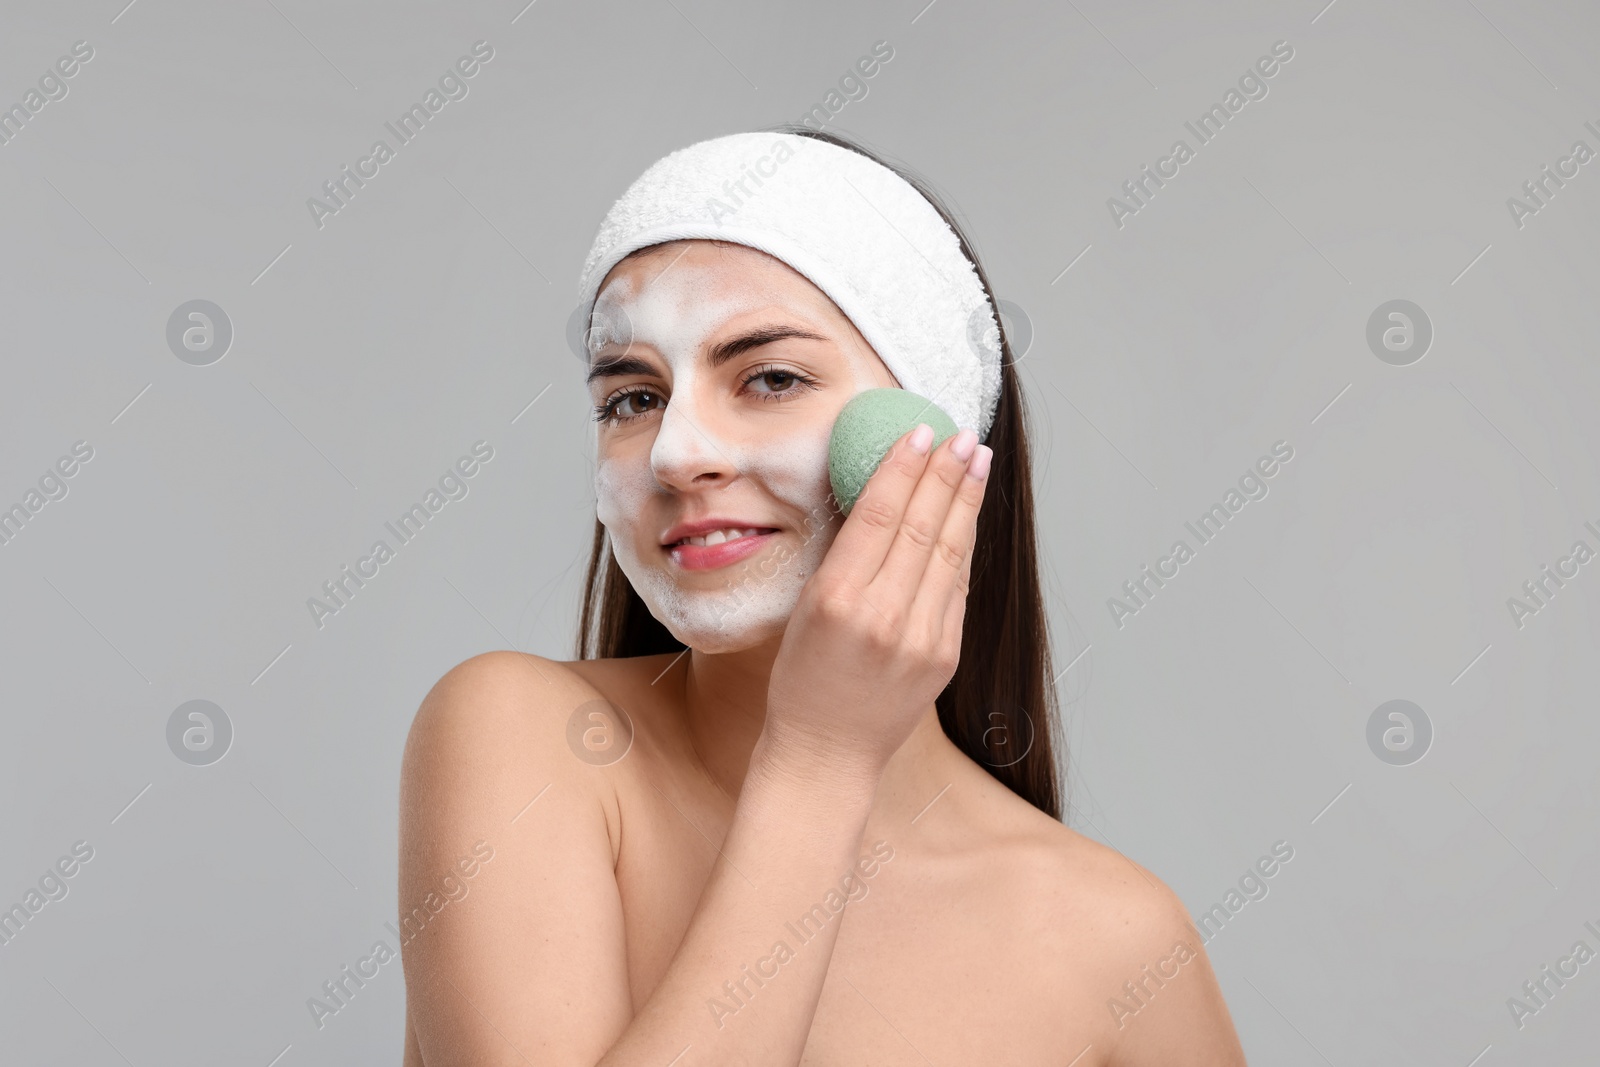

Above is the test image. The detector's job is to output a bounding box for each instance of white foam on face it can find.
[591,253,882,653]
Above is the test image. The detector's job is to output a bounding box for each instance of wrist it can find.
[745,728,882,808]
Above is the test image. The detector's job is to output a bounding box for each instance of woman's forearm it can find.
[597,742,880,1066]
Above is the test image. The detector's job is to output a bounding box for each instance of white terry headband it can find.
[575,130,1004,441]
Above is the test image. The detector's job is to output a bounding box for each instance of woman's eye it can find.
[618,390,661,415]
[595,389,664,422]
[745,367,818,397]
[750,371,797,392]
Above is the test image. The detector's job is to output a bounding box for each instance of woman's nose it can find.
[649,394,741,491]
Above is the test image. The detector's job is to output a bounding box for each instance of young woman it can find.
[398,127,1247,1065]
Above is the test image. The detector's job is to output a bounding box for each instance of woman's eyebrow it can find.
[586,325,830,384]
[586,353,654,384]
[706,325,829,368]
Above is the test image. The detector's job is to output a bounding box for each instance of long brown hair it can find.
[576,125,1063,820]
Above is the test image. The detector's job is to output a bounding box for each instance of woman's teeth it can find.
[679,527,763,547]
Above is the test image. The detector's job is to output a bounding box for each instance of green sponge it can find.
[829,388,960,516]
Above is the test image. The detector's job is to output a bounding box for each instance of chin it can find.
[610,548,801,655]
[669,618,783,654]
[653,585,795,653]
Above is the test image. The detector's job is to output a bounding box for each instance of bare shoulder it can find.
[405,648,680,740]
[1034,819,1189,944]
[421,647,594,703]
[935,777,1243,1065]
[1016,818,1245,1066]
[400,652,616,825]
[935,769,1185,933]
[959,800,1194,964]
[405,650,598,757]
[401,649,682,800]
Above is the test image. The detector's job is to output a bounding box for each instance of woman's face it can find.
[588,239,899,653]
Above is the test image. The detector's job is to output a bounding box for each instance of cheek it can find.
[594,455,657,530]
[745,420,833,505]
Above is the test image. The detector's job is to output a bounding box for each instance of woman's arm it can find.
[399,426,992,1066]
[398,651,880,1065]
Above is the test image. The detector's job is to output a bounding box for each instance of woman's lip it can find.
[666,530,777,571]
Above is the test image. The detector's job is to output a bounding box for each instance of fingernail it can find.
[950,428,978,462]
[968,444,992,480]
[909,423,933,453]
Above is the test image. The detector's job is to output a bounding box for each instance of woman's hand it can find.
[759,423,993,783]
[400,425,990,1067]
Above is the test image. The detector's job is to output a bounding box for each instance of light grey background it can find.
[2,0,1597,1063]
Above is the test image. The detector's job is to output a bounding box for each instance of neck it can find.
[676,638,961,823]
